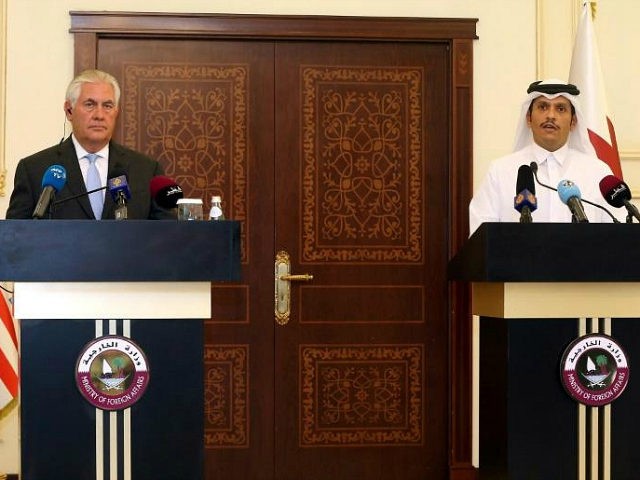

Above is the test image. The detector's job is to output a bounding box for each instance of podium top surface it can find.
[0,219,241,282]
[448,222,640,282]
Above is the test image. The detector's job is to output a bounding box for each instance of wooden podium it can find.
[0,220,241,480]
[449,223,640,480]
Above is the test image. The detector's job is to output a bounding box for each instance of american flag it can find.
[0,290,18,412]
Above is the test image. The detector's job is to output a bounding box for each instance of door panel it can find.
[274,42,450,479]
[98,39,277,479]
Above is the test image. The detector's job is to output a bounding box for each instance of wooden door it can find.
[273,41,450,478]
[97,38,277,478]
[73,12,476,480]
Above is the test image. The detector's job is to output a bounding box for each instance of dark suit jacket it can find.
[6,137,172,220]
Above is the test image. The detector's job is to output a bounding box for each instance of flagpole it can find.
[589,1,597,21]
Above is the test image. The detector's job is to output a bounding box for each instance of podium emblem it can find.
[560,333,629,407]
[75,335,150,410]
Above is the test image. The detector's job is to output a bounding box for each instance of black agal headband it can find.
[527,81,580,96]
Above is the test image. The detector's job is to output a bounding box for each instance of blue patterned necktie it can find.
[86,153,103,219]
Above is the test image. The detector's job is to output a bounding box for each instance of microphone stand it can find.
[114,192,128,221]
[529,161,557,192]
[520,207,532,223]
[623,200,640,224]
[52,186,107,206]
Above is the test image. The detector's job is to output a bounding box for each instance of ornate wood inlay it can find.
[301,66,423,263]
[121,63,249,260]
[300,344,423,446]
[204,345,249,448]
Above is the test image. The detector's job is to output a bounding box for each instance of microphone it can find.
[108,175,131,220]
[599,175,640,223]
[531,161,620,223]
[557,179,589,223]
[149,175,183,209]
[529,161,558,192]
[32,165,67,219]
[514,165,537,223]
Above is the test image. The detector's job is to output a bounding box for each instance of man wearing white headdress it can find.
[469,79,622,234]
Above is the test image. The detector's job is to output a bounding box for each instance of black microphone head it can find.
[516,164,536,195]
[599,175,631,208]
[514,165,537,214]
[529,161,538,175]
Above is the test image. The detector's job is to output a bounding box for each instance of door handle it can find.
[279,274,314,282]
[275,250,313,325]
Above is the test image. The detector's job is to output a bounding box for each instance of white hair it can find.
[65,69,121,107]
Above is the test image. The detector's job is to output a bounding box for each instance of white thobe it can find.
[469,143,624,235]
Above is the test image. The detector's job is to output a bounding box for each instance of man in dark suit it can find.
[6,69,171,220]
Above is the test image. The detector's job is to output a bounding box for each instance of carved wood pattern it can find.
[121,63,249,261]
[204,345,249,448]
[301,66,423,263]
[300,344,423,446]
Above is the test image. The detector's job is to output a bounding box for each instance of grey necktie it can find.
[85,153,103,219]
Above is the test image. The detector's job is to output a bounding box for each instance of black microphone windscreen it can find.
[516,164,536,195]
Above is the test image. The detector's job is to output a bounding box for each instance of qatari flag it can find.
[569,1,623,179]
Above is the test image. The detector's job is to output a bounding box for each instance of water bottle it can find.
[209,195,225,220]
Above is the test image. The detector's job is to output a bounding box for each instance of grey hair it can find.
[65,69,121,107]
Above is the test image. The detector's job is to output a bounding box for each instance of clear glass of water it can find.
[176,198,204,221]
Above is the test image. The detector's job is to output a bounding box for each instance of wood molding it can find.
[70,11,478,41]
[449,38,474,474]
[449,464,479,480]
[620,150,640,162]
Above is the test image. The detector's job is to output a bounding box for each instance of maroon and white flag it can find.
[569,1,623,179]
